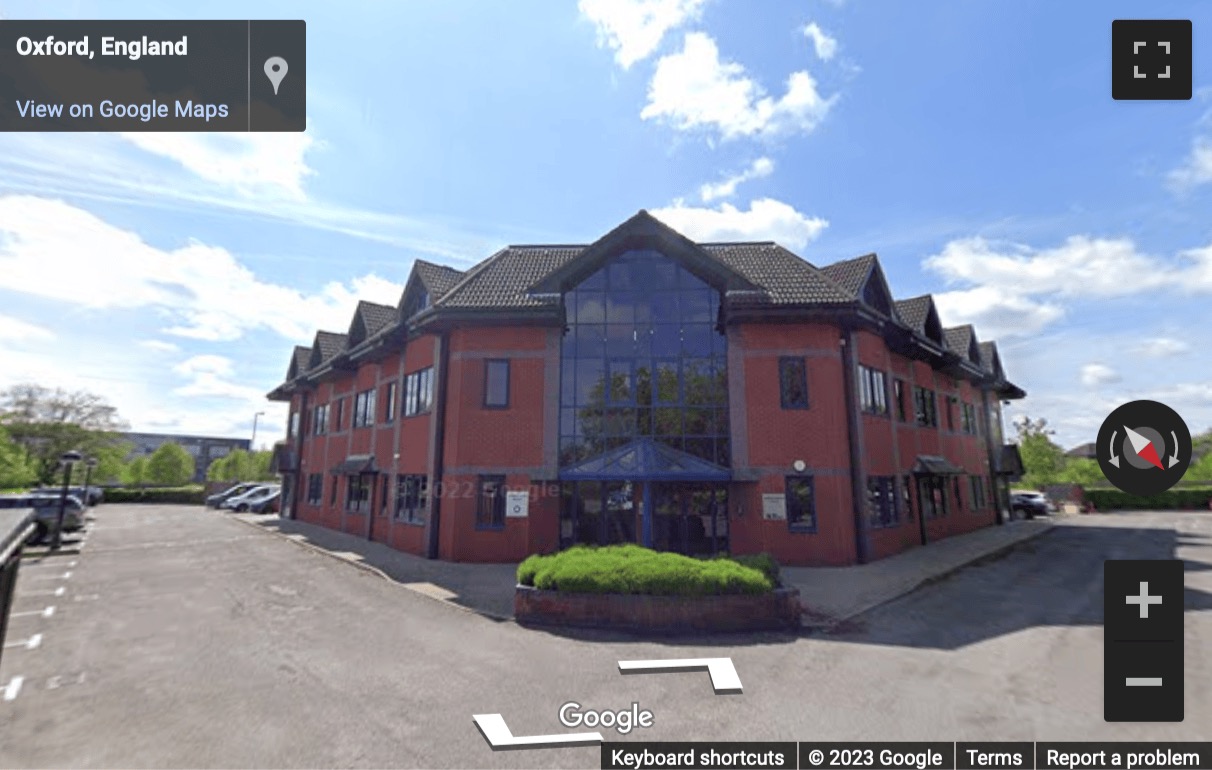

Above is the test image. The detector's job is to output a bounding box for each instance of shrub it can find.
[1084,487,1212,511]
[103,485,206,505]
[515,544,775,596]
[729,552,781,586]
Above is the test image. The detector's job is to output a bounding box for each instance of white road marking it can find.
[3,634,41,650]
[73,594,99,602]
[617,657,743,694]
[3,677,23,701]
[21,586,66,597]
[9,606,54,618]
[28,572,71,580]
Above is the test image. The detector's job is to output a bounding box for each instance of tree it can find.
[1014,415,1066,488]
[0,384,129,485]
[146,443,196,485]
[1058,457,1103,486]
[0,426,37,490]
[124,457,150,486]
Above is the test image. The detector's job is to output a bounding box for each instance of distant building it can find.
[120,432,251,483]
[1066,442,1097,459]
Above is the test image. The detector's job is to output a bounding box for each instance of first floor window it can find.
[307,473,323,506]
[396,474,429,524]
[384,381,398,422]
[913,387,938,427]
[334,398,345,431]
[867,475,897,528]
[484,359,511,408]
[353,389,376,428]
[288,411,299,438]
[894,379,907,422]
[779,357,809,409]
[785,475,816,531]
[476,475,506,529]
[313,404,329,435]
[330,475,339,505]
[859,365,888,416]
[346,474,371,513]
[405,367,434,416]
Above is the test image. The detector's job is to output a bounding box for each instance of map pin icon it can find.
[264,56,288,95]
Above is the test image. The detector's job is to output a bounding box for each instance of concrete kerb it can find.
[225,513,515,623]
[806,521,1058,631]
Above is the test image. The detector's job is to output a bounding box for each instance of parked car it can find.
[1010,491,1051,520]
[221,485,280,512]
[31,485,103,506]
[245,489,281,514]
[205,482,264,508]
[0,494,87,542]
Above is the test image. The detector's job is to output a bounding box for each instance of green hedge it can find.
[103,486,206,504]
[516,545,776,596]
[1085,487,1212,511]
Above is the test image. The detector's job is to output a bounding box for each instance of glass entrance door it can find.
[651,482,728,556]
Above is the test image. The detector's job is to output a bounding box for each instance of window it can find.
[960,402,978,435]
[867,475,897,528]
[969,476,987,511]
[894,379,907,422]
[396,474,429,524]
[946,396,957,431]
[380,476,389,515]
[404,367,434,416]
[383,382,397,422]
[859,365,888,416]
[476,475,506,529]
[346,474,370,513]
[918,476,948,519]
[952,477,964,511]
[779,357,809,409]
[306,474,323,506]
[913,386,938,427]
[484,359,511,408]
[785,475,816,531]
[330,475,338,505]
[313,404,329,435]
[900,475,914,520]
[353,389,377,428]
[334,398,344,431]
[288,411,299,438]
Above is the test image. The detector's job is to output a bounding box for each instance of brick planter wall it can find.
[514,585,802,634]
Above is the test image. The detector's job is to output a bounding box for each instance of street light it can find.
[81,457,98,507]
[52,450,82,551]
[251,411,266,452]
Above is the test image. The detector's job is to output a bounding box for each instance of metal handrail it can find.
[0,522,36,566]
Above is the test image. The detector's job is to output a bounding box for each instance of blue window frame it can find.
[786,475,816,532]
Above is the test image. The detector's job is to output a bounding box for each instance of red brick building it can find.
[267,212,1025,566]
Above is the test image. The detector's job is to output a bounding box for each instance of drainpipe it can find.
[839,326,869,564]
[426,331,451,560]
[979,388,1002,525]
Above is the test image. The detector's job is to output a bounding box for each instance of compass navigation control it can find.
[1096,400,1191,496]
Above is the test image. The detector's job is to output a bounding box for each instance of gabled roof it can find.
[894,295,945,345]
[559,437,731,481]
[819,253,897,317]
[414,260,465,299]
[978,341,1004,378]
[286,346,311,381]
[307,331,348,370]
[347,301,397,348]
[943,325,981,366]
[703,243,853,305]
[436,246,584,309]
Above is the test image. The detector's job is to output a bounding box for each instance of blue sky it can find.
[1,0,1210,450]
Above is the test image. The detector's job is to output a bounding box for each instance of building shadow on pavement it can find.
[818,522,1212,650]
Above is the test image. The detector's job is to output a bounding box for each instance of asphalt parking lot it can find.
[0,506,1209,769]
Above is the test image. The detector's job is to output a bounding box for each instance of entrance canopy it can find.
[911,455,964,475]
[559,437,731,482]
[330,454,378,474]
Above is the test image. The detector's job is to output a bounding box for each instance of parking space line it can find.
[20,586,66,597]
[9,606,54,618]
[27,572,72,580]
[3,676,23,701]
[3,633,42,650]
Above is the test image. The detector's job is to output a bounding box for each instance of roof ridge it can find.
[432,247,517,307]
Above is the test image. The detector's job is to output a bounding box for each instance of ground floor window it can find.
[786,475,816,532]
[476,475,506,529]
[969,476,987,511]
[899,474,914,520]
[330,475,338,506]
[558,481,727,556]
[952,476,963,512]
[380,476,389,515]
[396,474,428,524]
[346,474,370,513]
[866,475,897,528]
[307,473,322,506]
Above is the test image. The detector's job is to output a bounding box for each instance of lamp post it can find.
[251,411,265,452]
[81,457,98,507]
[52,450,82,551]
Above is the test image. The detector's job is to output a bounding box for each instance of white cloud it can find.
[173,355,235,379]
[0,195,405,342]
[118,131,318,201]
[932,287,1064,339]
[139,340,180,354]
[803,23,838,61]
[651,197,828,249]
[641,33,837,139]
[1133,337,1190,358]
[0,314,53,342]
[579,0,706,69]
[699,157,774,202]
[1167,137,1212,192]
[1080,363,1121,387]
[170,354,267,401]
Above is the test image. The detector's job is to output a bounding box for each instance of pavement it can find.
[1,505,1209,768]
[233,509,1056,627]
